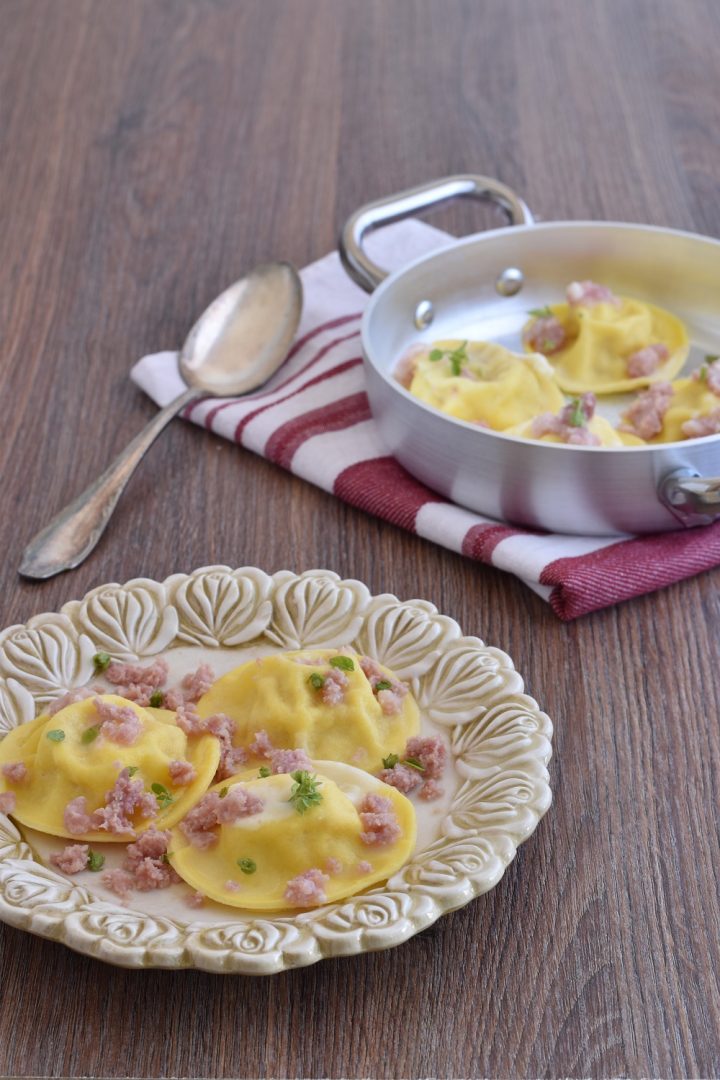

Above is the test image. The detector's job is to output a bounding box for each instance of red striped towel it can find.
[131,221,720,619]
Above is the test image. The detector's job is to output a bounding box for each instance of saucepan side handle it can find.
[659,467,720,527]
[339,174,535,294]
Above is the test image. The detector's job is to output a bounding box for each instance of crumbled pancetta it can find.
[283,868,329,906]
[1,762,28,783]
[419,779,444,801]
[325,857,343,875]
[214,785,264,825]
[693,358,720,396]
[47,687,96,716]
[225,880,242,893]
[0,791,17,815]
[186,890,206,908]
[101,867,135,901]
[205,713,246,780]
[93,768,158,835]
[50,843,90,874]
[566,280,621,308]
[357,860,373,874]
[359,657,409,715]
[379,763,423,794]
[404,736,447,780]
[523,314,567,355]
[531,392,601,446]
[179,786,263,848]
[64,796,94,835]
[180,664,215,703]
[124,826,180,891]
[358,793,402,847]
[175,701,205,735]
[681,408,720,438]
[619,382,673,440]
[104,658,169,706]
[321,668,348,706]
[270,748,313,774]
[249,730,274,759]
[168,759,197,786]
[626,343,669,378]
[93,698,142,746]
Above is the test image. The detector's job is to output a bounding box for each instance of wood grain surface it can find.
[1,1,719,1076]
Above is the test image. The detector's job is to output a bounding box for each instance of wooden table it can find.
[1,1,719,1076]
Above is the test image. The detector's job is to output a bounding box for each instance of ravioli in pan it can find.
[522,281,689,395]
[396,339,565,430]
[506,391,644,447]
[0,694,219,841]
[619,359,720,442]
[196,649,419,772]
[169,761,416,909]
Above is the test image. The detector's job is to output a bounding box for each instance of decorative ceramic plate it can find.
[0,567,552,973]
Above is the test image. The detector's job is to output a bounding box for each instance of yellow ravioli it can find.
[525,298,689,395]
[196,650,419,772]
[642,377,720,443]
[407,340,565,430]
[0,696,219,841]
[169,762,416,910]
[507,413,631,447]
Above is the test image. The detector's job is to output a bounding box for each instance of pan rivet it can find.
[496,267,524,296]
[413,300,434,329]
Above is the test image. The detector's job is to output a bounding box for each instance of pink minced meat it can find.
[186,891,206,908]
[358,793,402,847]
[175,702,206,735]
[205,712,247,780]
[419,779,444,801]
[626,343,669,378]
[179,786,263,848]
[359,656,409,716]
[104,658,169,706]
[168,759,197,785]
[566,280,621,307]
[93,698,142,746]
[619,382,673,440]
[321,668,348,706]
[0,791,17,815]
[325,857,343,875]
[681,408,720,438]
[404,735,447,780]
[522,314,567,355]
[162,689,184,710]
[379,763,423,794]
[180,663,215,703]
[50,843,89,874]
[249,730,274,758]
[357,860,373,874]
[215,785,264,825]
[270,748,313,774]
[283,868,329,907]
[92,768,158,835]
[2,762,28,783]
[225,880,242,893]
[64,796,94,835]
[532,392,601,446]
[124,827,180,891]
[48,687,96,716]
[101,867,135,901]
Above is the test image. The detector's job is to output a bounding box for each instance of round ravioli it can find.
[196,650,419,772]
[524,298,689,395]
[406,339,565,429]
[0,695,219,841]
[507,413,638,447]
[169,761,416,909]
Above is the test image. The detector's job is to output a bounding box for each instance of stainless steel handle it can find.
[339,174,535,293]
[19,386,199,580]
[659,467,720,527]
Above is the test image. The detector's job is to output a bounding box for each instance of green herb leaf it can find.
[162,853,173,864]
[149,691,164,708]
[288,770,323,814]
[93,651,112,673]
[219,786,228,798]
[127,766,139,777]
[374,680,392,692]
[542,339,558,352]
[699,364,709,381]
[429,348,444,361]
[258,766,271,778]
[449,354,463,376]
[46,729,65,742]
[151,782,174,809]
[237,857,257,875]
[87,850,105,872]
[403,756,426,772]
[529,306,553,319]
[81,726,100,745]
[308,672,325,690]
[568,398,585,427]
[704,354,719,363]
[382,753,400,769]
[329,655,355,672]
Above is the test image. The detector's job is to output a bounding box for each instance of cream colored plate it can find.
[0,567,552,973]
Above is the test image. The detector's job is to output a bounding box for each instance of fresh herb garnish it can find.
[46,729,65,742]
[219,786,228,798]
[161,853,173,864]
[92,651,112,673]
[151,782,173,809]
[428,341,468,376]
[87,850,105,872]
[542,339,557,352]
[705,354,719,363]
[149,691,164,708]
[382,753,400,769]
[529,306,553,319]
[258,766,271,778]
[288,771,323,814]
[403,757,426,772]
[329,655,355,672]
[429,348,444,361]
[237,857,257,875]
[568,397,585,427]
[127,765,139,777]
[81,726,100,745]
[374,680,392,692]
[698,364,709,381]
[308,672,325,690]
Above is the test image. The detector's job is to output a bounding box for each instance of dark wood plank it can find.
[0,0,719,1076]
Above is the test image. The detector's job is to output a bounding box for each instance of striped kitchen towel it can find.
[130,220,720,620]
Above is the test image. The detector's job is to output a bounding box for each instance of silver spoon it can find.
[20,262,303,580]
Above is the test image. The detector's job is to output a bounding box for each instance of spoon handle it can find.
[19,386,200,580]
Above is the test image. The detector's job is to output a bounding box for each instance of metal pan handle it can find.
[659,468,720,527]
[339,175,535,294]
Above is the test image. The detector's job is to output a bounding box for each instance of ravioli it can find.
[196,650,419,771]
[0,695,219,841]
[404,340,565,430]
[169,762,416,909]
[507,414,636,447]
[524,297,689,395]
[636,375,720,443]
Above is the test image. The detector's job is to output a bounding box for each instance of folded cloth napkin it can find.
[131,220,720,620]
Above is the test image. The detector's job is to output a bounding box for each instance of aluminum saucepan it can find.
[339,175,720,535]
